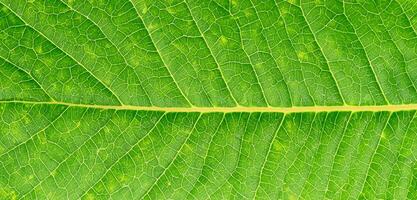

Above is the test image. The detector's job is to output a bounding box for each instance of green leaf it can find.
[0,0,417,199]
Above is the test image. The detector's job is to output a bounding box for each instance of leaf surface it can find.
[1,0,417,199]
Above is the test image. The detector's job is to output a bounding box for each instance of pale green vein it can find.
[281,113,317,194]
[375,6,417,100]
[127,0,194,107]
[247,0,294,106]
[299,2,346,105]
[0,2,126,106]
[140,113,202,198]
[183,0,240,106]
[298,113,329,195]
[233,18,270,106]
[19,110,116,199]
[166,34,215,107]
[253,113,286,198]
[57,0,153,106]
[208,113,252,197]
[185,113,225,198]
[0,106,68,157]
[357,112,392,198]
[0,55,55,101]
[397,0,417,37]
[322,112,351,195]
[4,100,417,113]
[78,112,166,198]
[273,1,316,105]
[340,1,390,105]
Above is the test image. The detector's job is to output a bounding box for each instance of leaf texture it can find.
[1,0,417,199]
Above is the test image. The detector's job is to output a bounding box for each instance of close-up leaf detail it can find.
[1,0,417,199]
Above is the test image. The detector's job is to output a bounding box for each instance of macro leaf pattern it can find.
[1,0,417,199]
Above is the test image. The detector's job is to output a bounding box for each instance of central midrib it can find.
[2,100,417,113]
